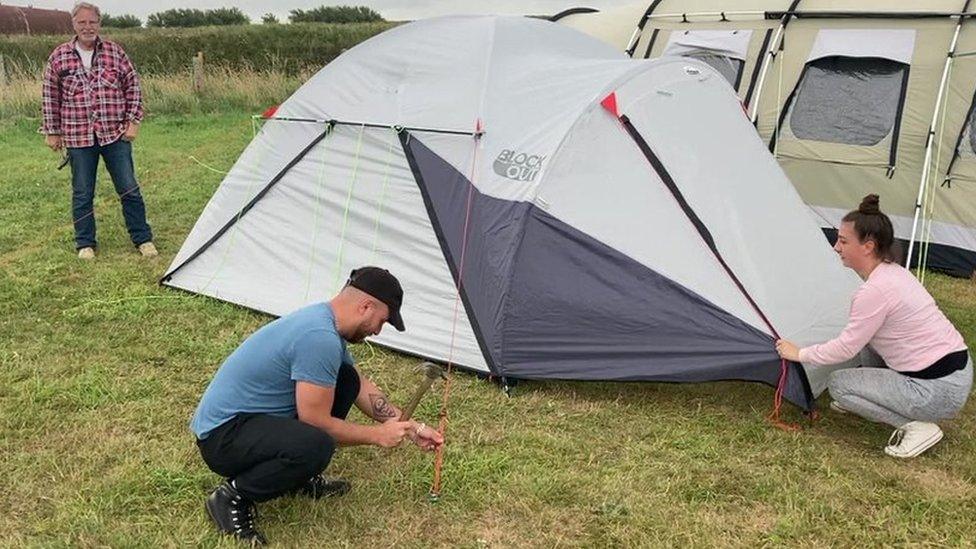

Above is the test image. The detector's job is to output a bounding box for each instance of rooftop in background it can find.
[0,4,71,35]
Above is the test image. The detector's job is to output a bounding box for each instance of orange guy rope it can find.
[430,119,483,501]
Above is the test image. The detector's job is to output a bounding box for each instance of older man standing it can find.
[41,2,156,260]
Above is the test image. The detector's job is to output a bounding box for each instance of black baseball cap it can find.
[346,266,405,331]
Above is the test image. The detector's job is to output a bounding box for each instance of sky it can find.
[20,1,634,22]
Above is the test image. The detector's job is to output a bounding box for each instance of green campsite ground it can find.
[1,112,974,547]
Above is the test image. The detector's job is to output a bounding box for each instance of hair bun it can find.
[858,194,881,215]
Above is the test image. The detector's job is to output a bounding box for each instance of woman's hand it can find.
[775,339,801,362]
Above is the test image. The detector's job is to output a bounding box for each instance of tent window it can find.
[683,51,744,88]
[969,114,976,156]
[960,107,976,159]
[789,56,908,146]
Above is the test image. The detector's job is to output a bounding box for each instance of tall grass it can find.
[142,67,311,115]
[0,67,311,120]
[0,69,40,120]
[0,21,395,76]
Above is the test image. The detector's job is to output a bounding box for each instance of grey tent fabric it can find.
[789,57,908,146]
[403,131,815,410]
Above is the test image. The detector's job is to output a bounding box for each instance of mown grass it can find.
[0,21,396,75]
[0,111,974,546]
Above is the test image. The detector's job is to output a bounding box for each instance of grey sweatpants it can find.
[826,355,973,428]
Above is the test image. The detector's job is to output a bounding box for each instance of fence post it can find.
[192,51,204,94]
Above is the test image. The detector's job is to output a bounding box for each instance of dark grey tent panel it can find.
[790,56,908,146]
[506,206,813,410]
[399,132,526,375]
[966,108,976,157]
[402,132,815,411]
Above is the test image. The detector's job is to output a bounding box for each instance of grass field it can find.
[0,110,974,547]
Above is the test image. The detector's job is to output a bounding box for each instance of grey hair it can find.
[71,2,101,19]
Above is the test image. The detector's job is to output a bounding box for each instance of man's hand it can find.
[775,339,801,362]
[122,121,139,142]
[45,134,63,151]
[373,420,414,448]
[409,422,444,452]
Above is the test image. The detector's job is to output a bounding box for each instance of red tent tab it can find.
[600,92,619,117]
[261,104,279,119]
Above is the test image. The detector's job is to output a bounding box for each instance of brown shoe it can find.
[138,242,158,257]
[78,247,95,260]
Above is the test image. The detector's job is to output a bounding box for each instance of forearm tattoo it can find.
[369,393,397,420]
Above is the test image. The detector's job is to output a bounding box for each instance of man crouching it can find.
[190,267,443,545]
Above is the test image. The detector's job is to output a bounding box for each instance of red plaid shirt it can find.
[41,37,143,148]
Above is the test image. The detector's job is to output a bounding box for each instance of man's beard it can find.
[347,325,370,343]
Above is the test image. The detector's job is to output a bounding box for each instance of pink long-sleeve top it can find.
[798,261,967,372]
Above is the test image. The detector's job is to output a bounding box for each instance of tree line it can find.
[101,5,384,29]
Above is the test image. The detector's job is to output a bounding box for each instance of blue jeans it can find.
[68,138,153,249]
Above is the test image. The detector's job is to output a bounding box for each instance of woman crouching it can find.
[776,194,971,458]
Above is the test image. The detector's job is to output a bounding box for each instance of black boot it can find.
[295,474,352,499]
[205,481,267,545]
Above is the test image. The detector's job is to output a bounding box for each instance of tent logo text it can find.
[493,149,546,182]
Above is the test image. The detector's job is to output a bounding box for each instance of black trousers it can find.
[197,363,361,502]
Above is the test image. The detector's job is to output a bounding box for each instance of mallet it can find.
[399,362,446,421]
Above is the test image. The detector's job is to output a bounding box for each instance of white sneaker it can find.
[884,421,943,458]
[138,241,158,257]
[78,247,95,260]
[829,400,849,414]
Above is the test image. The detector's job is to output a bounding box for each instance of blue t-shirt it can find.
[190,303,354,439]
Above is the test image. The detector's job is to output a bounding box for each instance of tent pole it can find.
[631,8,976,24]
[768,10,975,20]
[920,73,954,284]
[257,115,482,137]
[749,0,801,124]
[548,7,598,22]
[906,6,969,274]
[748,25,782,123]
[646,10,766,21]
[626,0,664,57]
[625,26,643,56]
[642,9,975,22]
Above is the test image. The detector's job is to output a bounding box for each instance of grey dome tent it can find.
[163,16,861,411]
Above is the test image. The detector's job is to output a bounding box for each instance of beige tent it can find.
[557,1,976,277]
